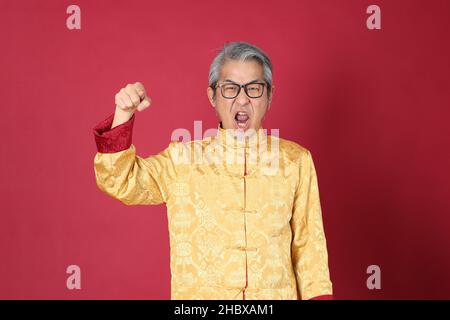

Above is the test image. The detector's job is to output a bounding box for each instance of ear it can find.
[267,85,275,110]
[207,86,216,108]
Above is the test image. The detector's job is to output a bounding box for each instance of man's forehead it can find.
[219,60,264,82]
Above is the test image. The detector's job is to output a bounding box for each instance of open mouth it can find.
[234,111,250,130]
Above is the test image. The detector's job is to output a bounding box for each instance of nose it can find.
[235,86,250,105]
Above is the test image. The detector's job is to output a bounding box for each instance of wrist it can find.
[112,107,134,129]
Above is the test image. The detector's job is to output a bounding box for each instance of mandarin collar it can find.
[214,123,268,149]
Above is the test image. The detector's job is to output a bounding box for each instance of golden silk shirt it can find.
[93,113,333,300]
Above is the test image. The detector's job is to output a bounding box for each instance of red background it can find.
[1,0,449,299]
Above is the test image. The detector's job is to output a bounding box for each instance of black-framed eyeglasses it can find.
[215,81,267,99]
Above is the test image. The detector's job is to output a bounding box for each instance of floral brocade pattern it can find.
[93,115,333,300]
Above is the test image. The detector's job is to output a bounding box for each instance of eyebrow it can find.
[223,79,263,84]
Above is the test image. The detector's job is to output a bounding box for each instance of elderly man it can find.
[93,41,333,300]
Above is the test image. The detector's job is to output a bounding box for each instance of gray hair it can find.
[208,41,273,100]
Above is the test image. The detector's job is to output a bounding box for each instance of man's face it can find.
[207,59,274,131]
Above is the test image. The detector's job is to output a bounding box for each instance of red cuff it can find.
[93,112,135,153]
[309,294,334,300]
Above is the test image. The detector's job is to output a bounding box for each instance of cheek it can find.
[216,103,232,119]
[253,104,268,121]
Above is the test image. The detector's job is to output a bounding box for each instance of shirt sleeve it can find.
[92,113,175,206]
[290,149,333,300]
[93,112,135,153]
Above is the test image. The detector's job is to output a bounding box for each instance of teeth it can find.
[235,111,249,118]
